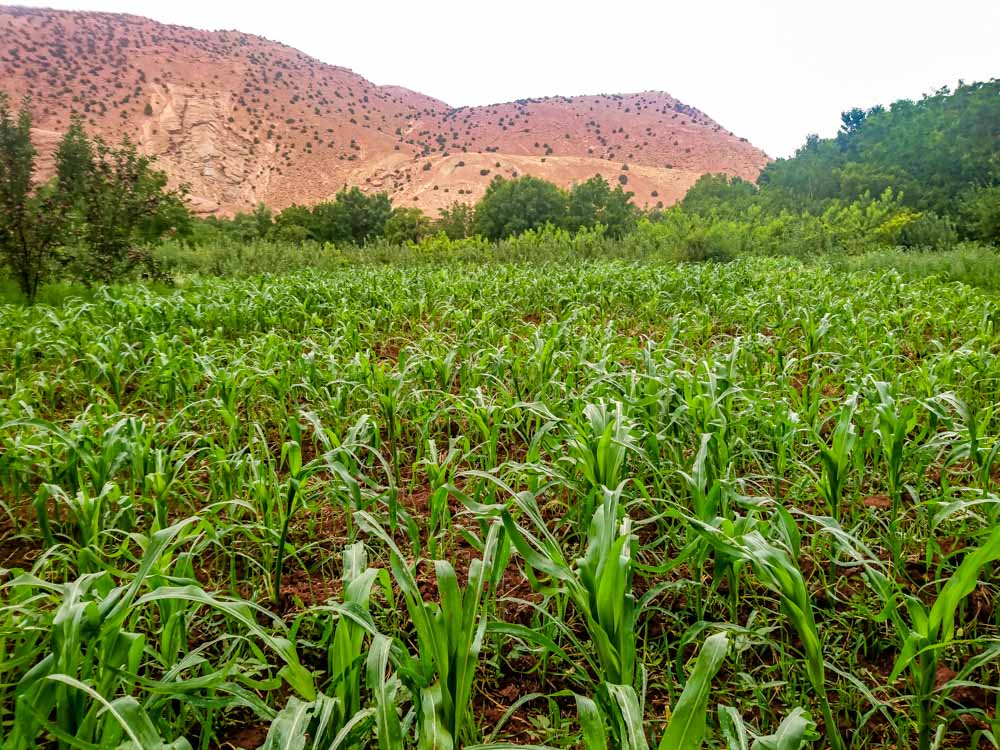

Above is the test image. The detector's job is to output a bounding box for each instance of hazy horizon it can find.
[5,0,999,157]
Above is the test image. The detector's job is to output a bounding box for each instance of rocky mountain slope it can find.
[0,6,770,215]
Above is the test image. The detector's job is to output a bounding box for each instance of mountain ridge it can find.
[0,5,770,215]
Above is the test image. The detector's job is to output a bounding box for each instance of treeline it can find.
[186,80,1000,257]
[3,81,998,301]
[679,80,999,244]
[193,173,640,246]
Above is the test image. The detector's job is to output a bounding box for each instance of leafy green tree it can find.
[61,134,189,284]
[271,221,313,243]
[680,174,759,217]
[1,100,189,299]
[565,175,639,237]
[961,185,1000,243]
[0,97,73,302]
[252,203,273,238]
[759,80,1000,233]
[383,207,431,244]
[311,187,392,245]
[435,201,475,239]
[473,175,567,240]
[274,204,317,241]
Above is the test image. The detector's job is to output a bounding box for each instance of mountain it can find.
[0,6,770,216]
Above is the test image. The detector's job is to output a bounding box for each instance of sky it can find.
[10,0,1000,157]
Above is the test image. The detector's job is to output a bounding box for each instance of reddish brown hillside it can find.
[0,6,770,215]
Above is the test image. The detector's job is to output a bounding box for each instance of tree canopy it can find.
[0,97,188,302]
[473,175,568,240]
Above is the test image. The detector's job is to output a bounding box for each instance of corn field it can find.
[1,257,998,749]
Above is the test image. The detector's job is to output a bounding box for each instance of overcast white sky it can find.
[10,0,1000,156]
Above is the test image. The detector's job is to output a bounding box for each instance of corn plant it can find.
[823,517,1000,750]
[693,511,846,750]
[3,519,316,749]
[500,485,640,689]
[564,400,637,501]
[35,481,135,557]
[415,437,465,558]
[367,633,406,750]
[869,380,920,567]
[931,393,1000,497]
[718,705,818,750]
[260,694,373,750]
[813,394,858,521]
[576,631,729,750]
[322,542,391,725]
[272,416,326,606]
[357,511,504,748]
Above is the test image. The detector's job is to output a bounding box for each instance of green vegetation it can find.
[194,173,640,249]
[682,80,1000,245]
[2,258,999,748]
[0,96,187,303]
[7,83,998,305]
[0,77,999,749]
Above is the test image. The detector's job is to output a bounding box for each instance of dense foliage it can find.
[195,174,640,247]
[0,96,188,302]
[2,81,998,303]
[2,257,999,748]
[682,80,1000,243]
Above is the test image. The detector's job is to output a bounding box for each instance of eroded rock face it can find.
[140,84,273,213]
[2,6,771,216]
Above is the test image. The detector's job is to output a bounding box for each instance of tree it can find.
[758,80,1000,230]
[0,96,69,303]
[473,176,567,240]
[252,202,273,238]
[223,203,273,243]
[273,204,317,241]
[435,201,475,239]
[61,134,189,284]
[384,207,431,244]
[1,98,189,300]
[962,184,1000,243]
[311,187,392,245]
[565,175,639,237]
[680,174,759,217]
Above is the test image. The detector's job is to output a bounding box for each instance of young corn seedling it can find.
[822,517,1000,750]
[693,511,846,750]
[6,521,194,748]
[932,393,1000,499]
[260,693,374,750]
[679,431,734,619]
[501,484,640,690]
[563,400,637,523]
[718,705,818,750]
[415,437,464,559]
[357,511,504,748]
[143,446,200,531]
[272,416,325,606]
[814,394,858,522]
[35,481,135,571]
[367,363,406,496]
[869,380,920,569]
[38,675,194,750]
[322,542,391,727]
[576,631,729,750]
[5,517,319,748]
[366,633,406,750]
